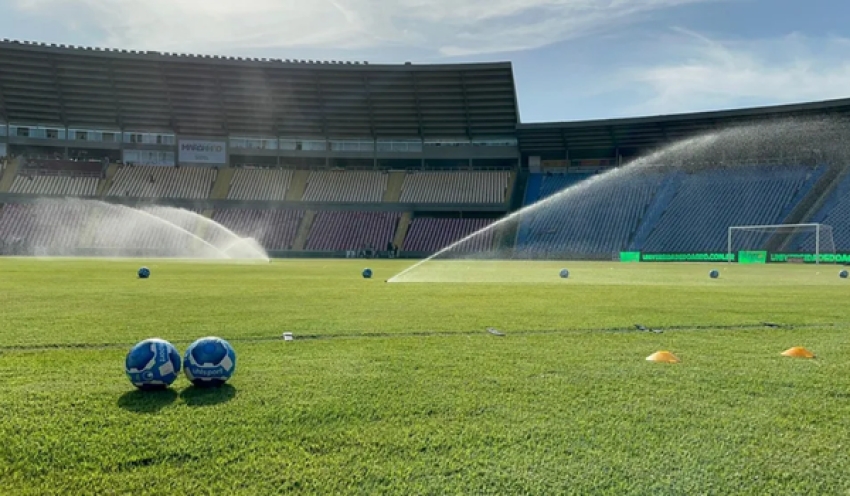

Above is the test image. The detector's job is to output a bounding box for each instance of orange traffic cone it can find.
[646,351,680,363]
[781,347,815,359]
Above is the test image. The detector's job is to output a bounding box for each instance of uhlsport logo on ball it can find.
[125,338,181,390]
[184,336,237,387]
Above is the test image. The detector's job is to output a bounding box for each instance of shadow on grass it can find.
[180,383,237,407]
[117,388,178,413]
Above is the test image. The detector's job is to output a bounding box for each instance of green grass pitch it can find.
[1,258,850,494]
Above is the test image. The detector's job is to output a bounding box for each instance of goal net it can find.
[727,223,835,264]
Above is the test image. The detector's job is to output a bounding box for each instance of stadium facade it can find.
[1,39,849,258]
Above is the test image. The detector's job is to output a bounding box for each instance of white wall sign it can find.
[178,140,227,165]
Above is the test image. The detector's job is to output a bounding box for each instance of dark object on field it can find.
[762,322,780,328]
[487,328,505,337]
[635,324,663,334]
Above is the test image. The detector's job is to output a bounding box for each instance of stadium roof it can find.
[0,40,519,139]
[517,98,850,155]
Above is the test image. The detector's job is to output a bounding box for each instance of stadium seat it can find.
[302,171,387,202]
[212,209,303,250]
[792,171,850,251]
[227,168,293,201]
[306,211,399,251]
[400,171,510,204]
[107,166,215,199]
[11,175,98,196]
[403,218,494,253]
[642,165,813,253]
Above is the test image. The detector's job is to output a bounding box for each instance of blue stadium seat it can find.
[518,165,822,257]
[792,171,850,251]
[518,172,659,257]
[641,165,812,253]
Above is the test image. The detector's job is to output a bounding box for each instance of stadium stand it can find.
[522,172,595,206]
[399,171,511,204]
[227,168,293,201]
[19,159,104,176]
[9,159,103,196]
[403,218,494,253]
[793,170,850,251]
[306,211,400,251]
[641,165,814,253]
[8,41,850,260]
[10,175,99,196]
[0,202,87,252]
[627,172,685,251]
[0,202,256,257]
[85,204,206,254]
[107,166,215,199]
[517,173,660,257]
[301,171,387,202]
[212,209,304,250]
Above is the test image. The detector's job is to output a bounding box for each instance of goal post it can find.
[727,223,835,264]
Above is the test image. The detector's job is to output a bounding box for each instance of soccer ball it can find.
[709,270,720,279]
[184,337,237,387]
[362,268,373,279]
[125,338,181,390]
[840,270,849,279]
[138,267,150,279]
[559,269,569,279]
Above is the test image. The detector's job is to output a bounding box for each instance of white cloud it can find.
[625,31,850,115]
[12,0,717,56]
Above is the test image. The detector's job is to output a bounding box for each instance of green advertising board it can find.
[640,253,734,262]
[770,253,850,264]
[619,251,641,263]
[738,251,767,264]
[628,251,850,264]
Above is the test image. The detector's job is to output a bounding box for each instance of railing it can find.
[20,159,105,177]
[231,163,516,172]
[18,169,102,178]
[5,125,176,145]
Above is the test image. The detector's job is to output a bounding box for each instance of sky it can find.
[3,0,848,123]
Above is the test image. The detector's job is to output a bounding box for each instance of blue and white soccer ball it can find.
[362,268,373,279]
[138,267,151,279]
[709,270,720,279]
[559,268,570,279]
[184,336,237,388]
[840,270,849,279]
[125,338,182,390]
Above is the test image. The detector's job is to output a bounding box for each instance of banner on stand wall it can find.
[178,140,227,165]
